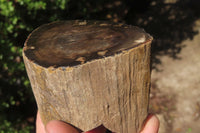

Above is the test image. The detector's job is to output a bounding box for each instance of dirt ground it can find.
[149,20,200,133]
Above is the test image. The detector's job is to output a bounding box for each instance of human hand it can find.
[36,112,159,133]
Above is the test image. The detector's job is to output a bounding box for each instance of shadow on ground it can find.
[123,0,200,70]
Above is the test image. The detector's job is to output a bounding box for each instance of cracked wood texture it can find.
[23,20,152,133]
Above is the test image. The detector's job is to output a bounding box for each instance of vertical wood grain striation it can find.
[23,20,152,133]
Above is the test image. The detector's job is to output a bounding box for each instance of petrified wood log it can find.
[23,20,153,133]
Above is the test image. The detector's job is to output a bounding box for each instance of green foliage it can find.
[0,120,33,133]
[0,0,70,132]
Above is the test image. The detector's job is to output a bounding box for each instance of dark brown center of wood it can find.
[24,20,152,67]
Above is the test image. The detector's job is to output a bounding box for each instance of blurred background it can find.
[0,0,200,132]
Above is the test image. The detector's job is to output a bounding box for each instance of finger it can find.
[36,112,46,133]
[46,120,80,133]
[140,114,160,133]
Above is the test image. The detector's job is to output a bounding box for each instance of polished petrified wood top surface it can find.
[23,20,152,67]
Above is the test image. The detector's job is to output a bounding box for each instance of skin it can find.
[36,112,159,133]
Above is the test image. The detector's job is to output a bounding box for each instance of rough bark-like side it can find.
[23,40,151,133]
